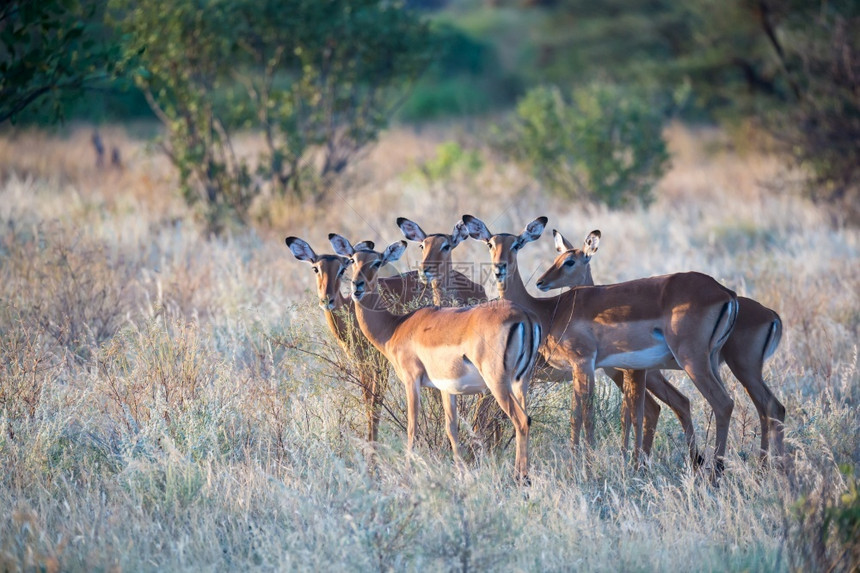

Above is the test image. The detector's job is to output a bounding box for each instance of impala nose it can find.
[352,279,366,299]
[535,278,544,289]
[494,263,507,280]
[319,296,336,310]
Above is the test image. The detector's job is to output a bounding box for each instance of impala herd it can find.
[286,215,786,484]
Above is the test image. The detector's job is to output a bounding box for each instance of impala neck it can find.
[321,290,358,349]
[430,282,445,306]
[352,288,398,353]
[583,267,595,287]
[497,260,572,332]
[497,264,533,303]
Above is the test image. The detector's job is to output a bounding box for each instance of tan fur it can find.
[464,216,738,475]
[397,218,487,306]
[540,233,786,461]
[340,242,538,483]
[285,239,433,443]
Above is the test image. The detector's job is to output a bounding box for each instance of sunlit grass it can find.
[0,122,858,570]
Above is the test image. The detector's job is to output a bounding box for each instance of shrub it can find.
[109,0,432,233]
[494,83,670,208]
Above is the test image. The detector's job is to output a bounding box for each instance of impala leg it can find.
[440,390,465,468]
[724,355,786,462]
[683,361,734,478]
[643,370,701,466]
[359,365,384,444]
[369,366,386,445]
[485,378,530,484]
[570,363,596,448]
[641,394,660,459]
[620,370,634,457]
[606,367,661,457]
[404,377,421,451]
[627,370,648,466]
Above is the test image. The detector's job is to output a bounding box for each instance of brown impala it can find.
[397,217,488,306]
[329,233,540,483]
[463,214,739,475]
[285,236,432,443]
[539,228,786,461]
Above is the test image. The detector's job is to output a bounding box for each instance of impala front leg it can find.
[622,370,648,466]
[404,376,421,451]
[570,361,596,448]
[440,390,465,468]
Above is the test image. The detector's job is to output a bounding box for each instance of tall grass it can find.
[0,123,858,570]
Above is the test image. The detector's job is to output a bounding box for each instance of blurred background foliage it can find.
[1,0,858,222]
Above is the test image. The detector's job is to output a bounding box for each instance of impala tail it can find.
[506,319,542,383]
[710,297,739,376]
[763,316,783,362]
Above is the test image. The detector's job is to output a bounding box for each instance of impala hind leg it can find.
[484,378,530,484]
[642,370,701,466]
[682,360,734,478]
[724,355,786,461]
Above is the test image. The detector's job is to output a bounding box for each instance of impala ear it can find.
[583,230,601,257]
[328,233,355,257]
[450,220,469,247]
[552,229,574,253]
[285,237,317,263]
[396,217,427,242]
[461,214,492,241]
[353,240,375,252]
[519,216,548,244]
[381,241,407,265]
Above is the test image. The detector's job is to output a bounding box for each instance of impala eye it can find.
[486,241,492,249]
[337,267,345,277]
[564,259,576,267]
[512,243,521,252]
[441,245,450,252]
[418,244,425,250]
[372,260,382,268]
[312,267,319,274]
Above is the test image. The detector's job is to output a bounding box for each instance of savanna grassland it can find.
[0,123,858,571]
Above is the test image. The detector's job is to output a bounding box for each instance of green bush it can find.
[0,0,124,124]
[416,141,483,184]
[494,83,669,208]
[109,0,431,233]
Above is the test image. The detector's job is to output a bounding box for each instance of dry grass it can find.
[0,121,858,571]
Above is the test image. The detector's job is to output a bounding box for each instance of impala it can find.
[285,236,432,443]
[537,227,701,461]
[329,233,541,483]
[397,217,488,306]
[463,215,739,473]
[540,228,786,460]
[462,216,699,462]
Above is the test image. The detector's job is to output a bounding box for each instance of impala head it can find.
[535,229,601,292]
[285,236,372,310]
[462,214,547,283]
[329,233,407,302]
[396,217,468,283]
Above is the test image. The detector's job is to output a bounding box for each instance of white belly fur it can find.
[597,345,675,370]
[424,363,487,395]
